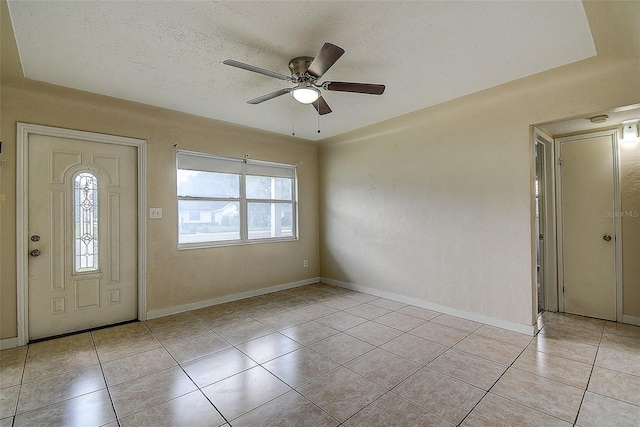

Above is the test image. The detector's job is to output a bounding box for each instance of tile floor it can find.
[1,283,640,426]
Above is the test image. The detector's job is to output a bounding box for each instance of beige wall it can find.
[318,0,640,330]
[0,2,319,339]
[621,142,640,317]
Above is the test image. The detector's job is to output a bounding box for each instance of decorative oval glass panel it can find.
[74,172,99,272]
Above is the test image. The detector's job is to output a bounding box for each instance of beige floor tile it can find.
[343,292,379,303]
[462,393,571,427]
[454,333,522,365]
[427,349,507,390]
[236,332,302,364]
[280,321,339,345]
[431,314,482,332]
[163,331,231,364]
[316,311,367,331]
[368,298,407,311]
[539,323,602,346]
[603,321,640,339]
[381,333,448,365]
[0,347,27,367]
[528,334,598,364]
[308,333,375,365]
[0,385,19,419]
[409,322,469,347]
[102,347,176,386]
[91,322,151,345]
[549,313,605,331]
[474,324,533,348]
[27,332,94,360]
[150,320,211,345]
[239,302,289,319]
[119,390,225,427]
[345,392,453,427]
[396,306,440,321]
[0,363,24,388]
[298,367,386,422]
[95,332,162,363]
[200,311,252,330]
[512,349,592,388]
[232,390,337,427]
[576,391,640,427]
[215,318,275,345]
[258,311,308,330]
[263,348,339,387]
[13,389,115,427]
[491,368,583,423]
[109,366,197,419]
[345,303,391,320]
[225,296,270,311]
[16,365,105,414]
[202,366,290,421]
[394,367,485,425]
[0,417,13,427]
[182,347,256,388]
[344,348,421,388]
[189,303,236,320]
[345,321,403,346]
[145,312,197,331]
[374,312,426,332]
[600,332,640,353]
[322,297,362,310]
[588,366,640,406]
[23,348,99,382]
[595,346,640,377]
[289,303,339,320]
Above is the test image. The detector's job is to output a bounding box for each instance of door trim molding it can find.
[555,129,622,322]
[16,123,147,346]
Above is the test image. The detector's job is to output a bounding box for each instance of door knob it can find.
[603,235,612,242]
[30,249,41,257]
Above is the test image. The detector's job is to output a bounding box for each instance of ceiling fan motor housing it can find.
[288,56,315,83]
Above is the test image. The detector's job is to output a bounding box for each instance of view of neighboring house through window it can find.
[176,150,297,248]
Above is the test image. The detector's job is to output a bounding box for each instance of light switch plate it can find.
[150,208,163,219]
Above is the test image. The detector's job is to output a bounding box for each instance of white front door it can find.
[28,134,138,340]
[559,132,617,321]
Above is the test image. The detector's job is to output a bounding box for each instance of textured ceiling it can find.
[8,1,596,141]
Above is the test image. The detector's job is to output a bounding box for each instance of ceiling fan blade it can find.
[247,88,292,104]
[307,43,345,78]
[312,96,332,115]
[323,82,385,95]
[224,59,293,82]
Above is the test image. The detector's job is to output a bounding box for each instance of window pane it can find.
[177,169,240,198]
[74,172,99,272]
[178,200,240,243]
[246,176,292,200]
[247,202,293,239]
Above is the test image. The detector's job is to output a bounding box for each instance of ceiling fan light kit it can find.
[224,42,385,116]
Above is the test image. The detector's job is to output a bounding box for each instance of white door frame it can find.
[16,123,147,345]
[555,129,622,322]
[533,128,558,313]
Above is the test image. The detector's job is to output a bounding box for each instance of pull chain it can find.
[291,96,296,136]
[317,99,321,134]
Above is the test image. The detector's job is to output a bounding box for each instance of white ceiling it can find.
[8,1,596,141]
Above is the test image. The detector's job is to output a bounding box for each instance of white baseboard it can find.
[622,314,640,327]
[0,337,19,350]
[146,277,321,320]
[321,277,537,336]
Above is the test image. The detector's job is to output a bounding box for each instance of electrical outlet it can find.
[303,260,309,268]
[149,208,163,219]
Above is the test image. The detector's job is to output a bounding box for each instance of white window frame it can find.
[176,150,298,249]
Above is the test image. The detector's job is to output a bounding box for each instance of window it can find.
[74,171,99,272]
[176,150,297,248]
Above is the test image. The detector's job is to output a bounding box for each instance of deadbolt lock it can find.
[31,235,41,242]
[603,235,612,242]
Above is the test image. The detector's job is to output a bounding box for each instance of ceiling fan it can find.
[224,42,385,115]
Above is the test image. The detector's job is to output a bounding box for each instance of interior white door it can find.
[560,134,616,320]
[28,134,138,340]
